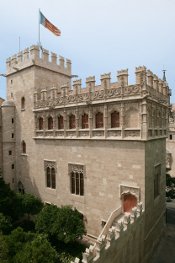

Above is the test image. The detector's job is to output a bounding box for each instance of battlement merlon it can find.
[117,69,128,86]
[6,45,72,77]
[33,66,170,106]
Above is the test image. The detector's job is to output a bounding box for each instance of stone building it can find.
[0,45,170,262]
[166,104,175,176]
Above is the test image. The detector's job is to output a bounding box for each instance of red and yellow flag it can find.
[39,11,61,36]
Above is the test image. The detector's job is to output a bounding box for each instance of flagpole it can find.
[38,9,41,47]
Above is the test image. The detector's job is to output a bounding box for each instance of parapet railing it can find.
[98,206,122,238]
[71,202,144,263]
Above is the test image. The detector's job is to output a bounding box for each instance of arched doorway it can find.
[122,192,137,213]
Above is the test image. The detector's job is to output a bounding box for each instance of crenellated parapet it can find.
[71,203,144,263]
[135,66,147,85]
[117,69,128,86]
[34,66,169,110]
[6,45,71,76]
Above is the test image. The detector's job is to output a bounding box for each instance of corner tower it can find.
[4,45,71,193]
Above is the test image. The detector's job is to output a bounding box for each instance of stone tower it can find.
[4,45,71,192]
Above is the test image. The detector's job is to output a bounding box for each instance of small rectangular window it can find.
[12,118,14,124]
[12,133,14,138]
[154,164,161,199]
[11,164,14,169]
[9,151,12,155]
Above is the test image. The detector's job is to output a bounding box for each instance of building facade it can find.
[0,45,170,262]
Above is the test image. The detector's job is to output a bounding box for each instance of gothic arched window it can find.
[58,115,64,129]
[46,167,51,188]
[82,113,89,129]
[46,167,56,189]
[38,117,44,130]
[69,114,76,129]
[48,116,53,130]
[21,97,25,110]
[95,112,103,128]
[70,165,84,196]
[21,140,26,154]
[111,111,120,128]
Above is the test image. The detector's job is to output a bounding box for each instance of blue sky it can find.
[0,0,175,102]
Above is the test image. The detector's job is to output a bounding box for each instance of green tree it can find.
[13,234,58,263]
[36,205,86,243]
[17,193,43,218]
[0,178,19,220]
[35,204,59,237]
[55,206,86,243]
[6,227,35,261]
[0,213,12,234]
[0,233,8,263]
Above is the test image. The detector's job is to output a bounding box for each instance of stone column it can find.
[121,103,124,139]
[104,104,108,138]
[89,106,93,138]
[141,99,148,140]
[64,109,67,138]
[76,107,79,137]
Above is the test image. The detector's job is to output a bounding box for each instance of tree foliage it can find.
[36,205,86,243]
[55,206,86,243]
[0,178,86,262]
[0,213,12,234]
[0,178,19,220]
[17,193,43,217]
[13,234,58,263]
[0,233,8,263]
[35,204,59,236]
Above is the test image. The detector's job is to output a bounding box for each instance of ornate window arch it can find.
[44,160,56,189]
[95,112,103,128]
[48,116,53,130]
[38,117,44,130]
[121,192,137,213]
[58,115,64,129]
[69,164,85,196]
[69,114,76,129]
[111,111,120,128]
[82,113,89,129]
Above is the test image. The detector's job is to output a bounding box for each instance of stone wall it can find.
[71,204,144,263]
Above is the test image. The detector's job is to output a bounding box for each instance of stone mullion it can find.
[141,99,148,140]
[63,109,67,138]
[53,111,56,137]
[89,106,93,138]
[121,102,124,139]
[76,107,79,137]
[104,104,108,138]
[43,112,46,137]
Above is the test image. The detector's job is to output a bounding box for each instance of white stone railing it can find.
[71,202,143,263]
[98,206,122,238]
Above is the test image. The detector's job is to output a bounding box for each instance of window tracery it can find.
[69,164,85,196]
[44,160,56,189]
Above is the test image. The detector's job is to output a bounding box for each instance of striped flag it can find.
[39,11,61,36]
